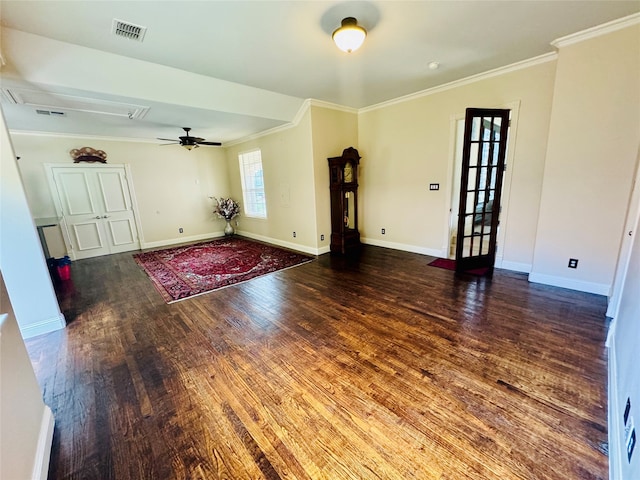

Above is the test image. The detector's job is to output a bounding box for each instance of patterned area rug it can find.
[133,237,313,303]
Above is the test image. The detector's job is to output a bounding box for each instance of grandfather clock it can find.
[328,147,360,254]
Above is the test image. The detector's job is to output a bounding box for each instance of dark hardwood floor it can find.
[25,244,609,479]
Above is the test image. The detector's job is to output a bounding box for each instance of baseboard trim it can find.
[608,343,623,480]
[19,313,66,339]
[140,232,223,250]
[140,231,322,256]
[528,272,610,295]
[499,260,532,273]
[32,406,55,480]
[236,231,320,256]
[360,237,443,257]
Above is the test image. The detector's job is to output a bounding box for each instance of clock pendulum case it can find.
[328,147,361,254]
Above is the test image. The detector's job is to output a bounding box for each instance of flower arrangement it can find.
[213,197,241,220]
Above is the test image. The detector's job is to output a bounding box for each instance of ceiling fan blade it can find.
[180,136,205,142]
[199,141,222,146]
[159,142,180,146]
[157,137,179,142]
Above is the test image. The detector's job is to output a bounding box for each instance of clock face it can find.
[344,162,353,182]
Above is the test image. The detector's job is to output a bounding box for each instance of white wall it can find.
[0,270,55,480]
[530,23,640,295]
[225,106,320,254]
[357,57,557,264]
[0,108,65,338]
[12,134,230,250]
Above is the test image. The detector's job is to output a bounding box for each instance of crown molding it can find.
[359,52,557,114]
[224,98,357,147]
[223,107,307,147]
[551,12,640,49]
[308,98,358,115]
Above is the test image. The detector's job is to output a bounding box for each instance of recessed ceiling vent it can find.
[112,19,147,42]
[36,109,66,117]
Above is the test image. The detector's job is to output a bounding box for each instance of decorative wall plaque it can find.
[70,147,107,163]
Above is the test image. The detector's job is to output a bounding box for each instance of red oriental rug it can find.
[428,258,491,276]
[133,237,313,303]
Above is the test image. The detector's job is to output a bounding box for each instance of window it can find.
[239,149,267,218]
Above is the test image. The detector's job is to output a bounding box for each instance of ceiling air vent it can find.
[112,19,147,42]
[36,109,66,116]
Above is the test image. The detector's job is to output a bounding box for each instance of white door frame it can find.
[45,163,145,260]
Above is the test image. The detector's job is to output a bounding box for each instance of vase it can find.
[224,219,235,236]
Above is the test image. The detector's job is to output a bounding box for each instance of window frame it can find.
[238,149,267,219]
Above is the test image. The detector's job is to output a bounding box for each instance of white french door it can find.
[49,165,140,260]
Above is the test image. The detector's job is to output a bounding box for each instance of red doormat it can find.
[428,258,491,276]
[133,237,313,303]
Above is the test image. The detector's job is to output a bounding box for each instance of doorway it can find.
[448,103,520,270]
[46,164,141,260]
[455,108,510,272]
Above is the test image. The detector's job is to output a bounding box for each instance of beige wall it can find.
[531,24,640,294]
[358,59,557,265]
[309,105,359,253]
[225,107,319,253]
[0,109,65,338]
[13,134,230,248]
[1,270,54,480]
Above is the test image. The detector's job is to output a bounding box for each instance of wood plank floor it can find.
[25,244,609,479]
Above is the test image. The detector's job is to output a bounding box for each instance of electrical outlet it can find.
[320,234,324,241]
[568,258,578,268]
[293,231,296,238]
[179,227,183,234]
[381,228,385,235]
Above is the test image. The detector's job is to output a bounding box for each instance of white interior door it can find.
[52,165,140,260]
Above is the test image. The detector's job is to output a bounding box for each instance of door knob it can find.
[95,216,101,219]
[102,215,109,219]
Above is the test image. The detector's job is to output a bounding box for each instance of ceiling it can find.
[1,1,638,145]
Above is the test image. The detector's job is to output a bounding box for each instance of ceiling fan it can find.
[157,127,222,150]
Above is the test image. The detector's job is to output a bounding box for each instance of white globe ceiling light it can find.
[332,17,367,53]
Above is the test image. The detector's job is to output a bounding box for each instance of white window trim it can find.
[239,149,267,219]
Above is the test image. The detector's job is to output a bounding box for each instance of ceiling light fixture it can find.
[332,17,367,53]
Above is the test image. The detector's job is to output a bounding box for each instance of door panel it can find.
[55,169,111,258]
[57,172,97,215]
[72,221,105,252]
[97,171,129,213]
[455,108,510,272]
[106,218,136,252]
[52,166,140,259]
[96,169,138,254]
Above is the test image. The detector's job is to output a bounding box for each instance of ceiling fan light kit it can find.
[332,17,366,53]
